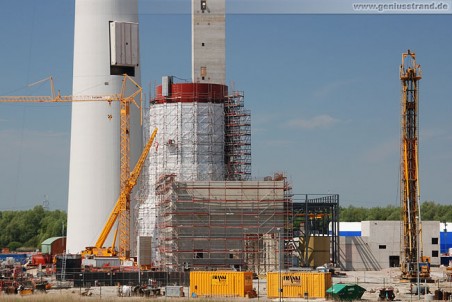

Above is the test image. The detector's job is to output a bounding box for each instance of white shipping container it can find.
[82,257,121,268]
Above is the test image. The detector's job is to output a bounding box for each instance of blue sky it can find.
[0,1,451,210]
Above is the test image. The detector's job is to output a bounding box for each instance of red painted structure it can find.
[31,253,52,266]
[41,237,66,258]
[154,83,228,104]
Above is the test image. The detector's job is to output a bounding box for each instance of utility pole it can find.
[277,227,282,302]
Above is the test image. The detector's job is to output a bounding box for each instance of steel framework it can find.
[292,194,340,267]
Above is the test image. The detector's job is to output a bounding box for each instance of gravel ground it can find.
[2,267,451,301]
[331,266,452,301]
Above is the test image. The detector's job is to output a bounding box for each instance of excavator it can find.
[81,127,158,259]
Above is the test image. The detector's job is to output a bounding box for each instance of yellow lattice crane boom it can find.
[0,75,143,259]
[82,128,158,258]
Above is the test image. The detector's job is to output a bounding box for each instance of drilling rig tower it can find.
[400,50,430,281]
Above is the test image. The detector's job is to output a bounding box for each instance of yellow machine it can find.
[0,75,145,259]
[81,128,158,258]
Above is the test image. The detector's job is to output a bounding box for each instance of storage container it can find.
[267,271,332,298]
[165,286,184,297]
[190,271,253,297]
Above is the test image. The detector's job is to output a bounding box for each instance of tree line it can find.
[340,201,452,222]
[1,202,450,251]
[0,205,66,251]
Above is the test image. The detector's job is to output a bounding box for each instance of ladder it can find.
[61,251,67,283]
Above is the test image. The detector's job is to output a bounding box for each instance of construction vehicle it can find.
[81,127,157,258]
[399,50,430,281]
[0,74,143,259]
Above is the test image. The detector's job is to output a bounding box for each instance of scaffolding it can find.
[224,91,251,181]
[133,106,151,257]
[149,102,225,182]
[137,101,225,238]
[155,175,293,273]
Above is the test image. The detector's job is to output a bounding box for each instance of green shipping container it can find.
[267,272,332,298]
[190,271,254,298]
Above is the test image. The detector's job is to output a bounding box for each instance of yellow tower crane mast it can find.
[0,74,143,259]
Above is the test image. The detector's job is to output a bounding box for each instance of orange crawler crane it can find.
[399,50,430,281]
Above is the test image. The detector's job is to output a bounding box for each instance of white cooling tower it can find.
[67,0,142,254]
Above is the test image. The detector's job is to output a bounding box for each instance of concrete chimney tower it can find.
[136,0,227,263]
[192,0,226,84]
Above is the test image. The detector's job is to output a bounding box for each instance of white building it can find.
[339,221,443,270]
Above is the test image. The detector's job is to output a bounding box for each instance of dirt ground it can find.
[332,266,452,301]
[251,266,452,301]
[2,267,451,301]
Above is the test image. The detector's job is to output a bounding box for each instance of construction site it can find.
[155,177,292,272]
[0,0,452,300]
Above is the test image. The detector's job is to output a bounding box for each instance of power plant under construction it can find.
[63,0,297,272]
[133,0,292,271]
[1,0,452,299]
